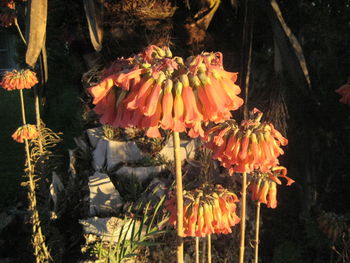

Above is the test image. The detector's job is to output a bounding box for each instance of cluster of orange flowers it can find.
[0,0,16,27]
[165,185,240,237]
[248,166,294,208]
[88,45,243,138]
[205,109,288,175]
[1,69,38,91]
[335,78,350,106]
[12,124,38,143]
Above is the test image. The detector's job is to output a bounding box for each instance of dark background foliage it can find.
[1,0,350,262]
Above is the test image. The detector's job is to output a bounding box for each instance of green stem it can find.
[19,90,27,125]
[239,172,247,263]
[19,90,51,262]
[208,234,212,263]
[254,202,261,263]
[173,131,184,263]
[17,15,44,154]
[196,237,200,263]
[34,88,44,154]
[201,237,206,263]
[14,17,27,45]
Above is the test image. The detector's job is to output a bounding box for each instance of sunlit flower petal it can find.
[12,124,38,143]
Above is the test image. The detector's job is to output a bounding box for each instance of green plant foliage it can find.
[91,196,168,262]
[112,174,148,203]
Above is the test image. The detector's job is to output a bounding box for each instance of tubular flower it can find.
[335,79,350,106]
[186,52,243,123]
[87,45,243,138]
[12,124,38,143]
[160,79,175,130]
[248,166,294,208]
[165,185,240,237]
[1,69,38,91]
[205,109,288,174]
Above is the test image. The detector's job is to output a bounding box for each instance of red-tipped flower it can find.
[1,69,38,91]
[248,166,294,208]
[88,46,244,138]
[165,185,240,237]
[205,109,288,174]
[12,124,38,143]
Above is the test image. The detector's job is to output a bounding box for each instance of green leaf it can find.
[147,194,166,233]
[144,229,168,237]
[268,0,311,89]
[25,0,48,67]
[83,0,104,52]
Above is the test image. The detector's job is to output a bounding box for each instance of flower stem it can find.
[239,172,247,263]
[196,237,200,263]
[207,234,212,263]
[254,202,261,263]
[14,17,27,45]
[15,16,44,154]
[19,91,51,262]
[202,237,206,263]
[34,88,44,154]
[19,90,27,125]
[173,131,184,263]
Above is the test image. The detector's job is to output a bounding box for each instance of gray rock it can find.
[89,172,123,216]
[68,148,78,179]
[106,140,144,170]
[115,165,166,183]
[159,135,197,162]
[49,172,64,212]
[86,127,104,149]
[147,177,167,198]
[91,139,108,171]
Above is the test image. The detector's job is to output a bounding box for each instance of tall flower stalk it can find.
[1,70,51,262]
[254,202,261,263]
[239,172,247,263]
[13,11,44,155]
[88,45,244,263]
[196,237,200,263]
[205,109,292,262]
[173,131,184,259]
[207,234,212,263]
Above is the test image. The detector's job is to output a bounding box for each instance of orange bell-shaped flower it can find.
[205,109,288,174]
[1,69,38,91]
[165,185,240,237]
[12,124,38,143]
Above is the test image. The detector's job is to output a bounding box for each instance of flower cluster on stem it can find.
[88,45,243,138]
[165,185,240,237]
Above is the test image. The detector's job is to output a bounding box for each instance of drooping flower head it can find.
[88,45,244,139]
[12,124,38,143]
[165,184,240,237]
[335,78,350,106]
[205,109,288,174]
[1,69,38,91]
[248,166,294,208]
[186,52,244,123]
